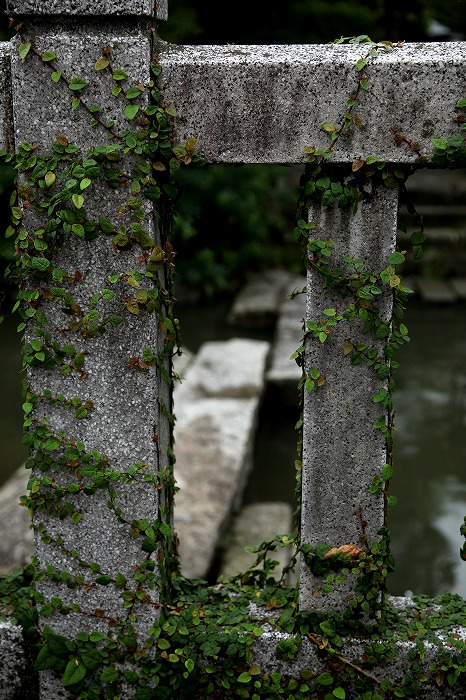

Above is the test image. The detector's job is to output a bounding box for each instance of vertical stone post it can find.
[7,0,171,694]
[299,181,398,614]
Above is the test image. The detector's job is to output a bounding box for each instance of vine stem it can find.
[306,632,416,699]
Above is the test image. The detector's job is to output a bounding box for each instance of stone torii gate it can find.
[0,0,466,697]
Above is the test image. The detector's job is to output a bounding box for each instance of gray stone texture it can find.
[0,620,37,700]
[11,19,166,671]
[157,42,466,164]
[299,185,398,613]
[0,44,13,152]
[252,604,466,700]
[6,0,167,19]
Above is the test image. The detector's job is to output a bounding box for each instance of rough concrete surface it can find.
[6,0,160,16]
[158,42,466,164]
[300,186,397,613]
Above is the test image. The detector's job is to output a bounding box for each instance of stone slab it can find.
[173,338,270,579]
[266,275,306,386]
[157,42,466,164]
[195,338,271,398]
[227,269,299,328]
[252,601,466,699]
[0,466,33,574]
[417,278,457,302]
[219,501,293,579]
[450,277,466,298]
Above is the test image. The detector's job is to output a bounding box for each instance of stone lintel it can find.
[299,185,398,613]
[6,0,168,20]
[157,41,466,164]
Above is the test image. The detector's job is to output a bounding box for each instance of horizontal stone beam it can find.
[157,41,466,164]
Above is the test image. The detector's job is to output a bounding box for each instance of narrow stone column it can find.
[299,183,398,614]
[7,1,170,695]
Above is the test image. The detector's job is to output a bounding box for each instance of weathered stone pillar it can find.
[299,184,398,613]
[7,1,170,695]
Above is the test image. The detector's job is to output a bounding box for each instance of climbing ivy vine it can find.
[0,27,465,700]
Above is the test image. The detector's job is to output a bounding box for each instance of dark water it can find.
[389,302,466,598]
[1,300,465,598]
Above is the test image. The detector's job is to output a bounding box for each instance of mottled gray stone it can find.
[299,185,398,613]
[11,20,166,688]
[157,42,466,164]
[6,0,167,19]
[0,43,13,153]
[251,602,466,699]
[0,621,36,700]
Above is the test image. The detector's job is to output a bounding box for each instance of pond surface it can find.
[0,299,465,598]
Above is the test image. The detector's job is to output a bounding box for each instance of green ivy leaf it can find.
[124,104,139,120]
[72,194,84,209]
[381,464,393,481]
[388,251,405,265]
[34,644,62,671]
[113,68,129,81]
[80,178,92,190]
[95,57,110,71]
[237,672,252,683]
[43,437,60,451]
[42,51,57,62]
[81,650,103,671]
[51,70,62,83]
[44,171,56,187]
[18,43,32,60]
[100,666,119,683]
[316,672,334,686]
[63,657,87,686]
[126,86,143,100]
[115,572,127,588]
[99,218,114,235]
[69,77,88,91]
